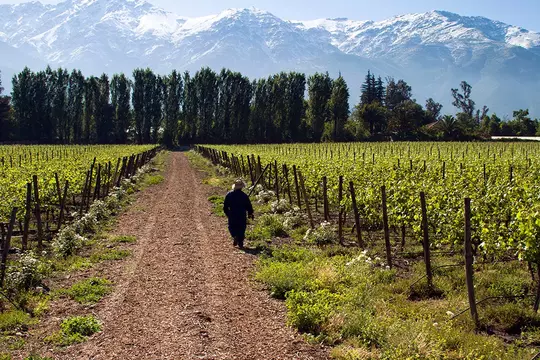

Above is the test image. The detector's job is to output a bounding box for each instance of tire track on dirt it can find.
[58,152,328,360]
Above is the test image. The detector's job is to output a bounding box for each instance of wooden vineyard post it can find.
[241,155,246,177]
[0,208,17,287]
[274,160,280,201]
[323,176,329,221]
[381,186,392,269]
[22,183,32,251]
[464,198,479,328]
[298,171,314,229]
[57,181,69,231]
[349,182,364,248]
[534,264,540,312]
[247,164,271,197]
[338,175,344,245]
[293,165,302,209]
[54,173,62,203]
[283,164,293,205]
[80,170,90,215]
[420,192,433,289]
[93,164,102,201]
[247,156,255,185]
[32,175,44,252]
[112,157,120,188]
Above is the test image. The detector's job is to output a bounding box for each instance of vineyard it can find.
[197,142,540,358]
[0,145,158,284]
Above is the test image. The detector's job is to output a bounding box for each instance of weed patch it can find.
[59,277,112,304]
[208,195,225,217]
[90,249,131,263]
[45,315,101,346]
[0,310,34,333]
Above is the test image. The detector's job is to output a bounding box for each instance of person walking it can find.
[224,179,254,249]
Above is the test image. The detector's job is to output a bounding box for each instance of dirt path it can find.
[59,152,328,360]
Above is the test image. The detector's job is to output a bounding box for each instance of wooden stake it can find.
[293,165,302,209]
[381,186,392,269]
[32,175,43,252]
[464,198,479,328]
[338,175,343,245]
[349,182,363,248]
[420,192,433,289]
[0,207,17,287]
[299,171,314,229]
[22,183,31,251]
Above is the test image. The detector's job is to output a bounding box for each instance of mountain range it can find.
[1,0,540,117]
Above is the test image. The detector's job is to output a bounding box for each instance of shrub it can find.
[6,251,48,290]
[255,261,311,299]
[271,199,292,214]
[285,289,343,334]
[0,310,32,332]
[46,315,101,346]
[256,189,276,204]
[340,309,387,347]
[52,228,87,258]
[248,214,288,240]
[304,222,338,245]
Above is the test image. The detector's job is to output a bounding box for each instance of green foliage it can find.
[208,195,225,217]
[285,289,343,334]
[247,214,287,241]
[6,252,49,291]
[90,249,131,262]
[255,261,312,299]
[0,310,32,333]
[46,315,101,346]
[60,277,112,304]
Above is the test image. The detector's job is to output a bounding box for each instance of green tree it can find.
[132,69,146,144]
[385,77,412,111]
[0,71,13,141]
[67,70,85,143]
[111,73,131,143]
[451,81,475,117]
[425,98,443,124]
[360,70,378,106]
[84,76,99,143]
[359,102,387,135]
[306,72,332,141]
[387,100,425,136]
[328,75,349,141]
[11,67,35,141]
[52,68,69,143]
[287,72,306,142]
[163,70,182,147]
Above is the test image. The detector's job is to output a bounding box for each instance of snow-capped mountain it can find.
[1,0,539,116]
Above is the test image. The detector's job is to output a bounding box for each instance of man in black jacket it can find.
[224,179,254,249]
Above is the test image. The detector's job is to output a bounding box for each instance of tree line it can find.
[0,67,538,145]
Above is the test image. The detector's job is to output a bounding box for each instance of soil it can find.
[52,152,329,360]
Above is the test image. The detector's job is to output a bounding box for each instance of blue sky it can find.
[2,0,539,31]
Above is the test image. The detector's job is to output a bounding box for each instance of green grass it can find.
[110,235,137,244]
[90,249,131,262]
[208,195,225,217]
[255,245,539,359]
[45,315,101,346]
[0,310,34,333]
[58,277,112,304]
